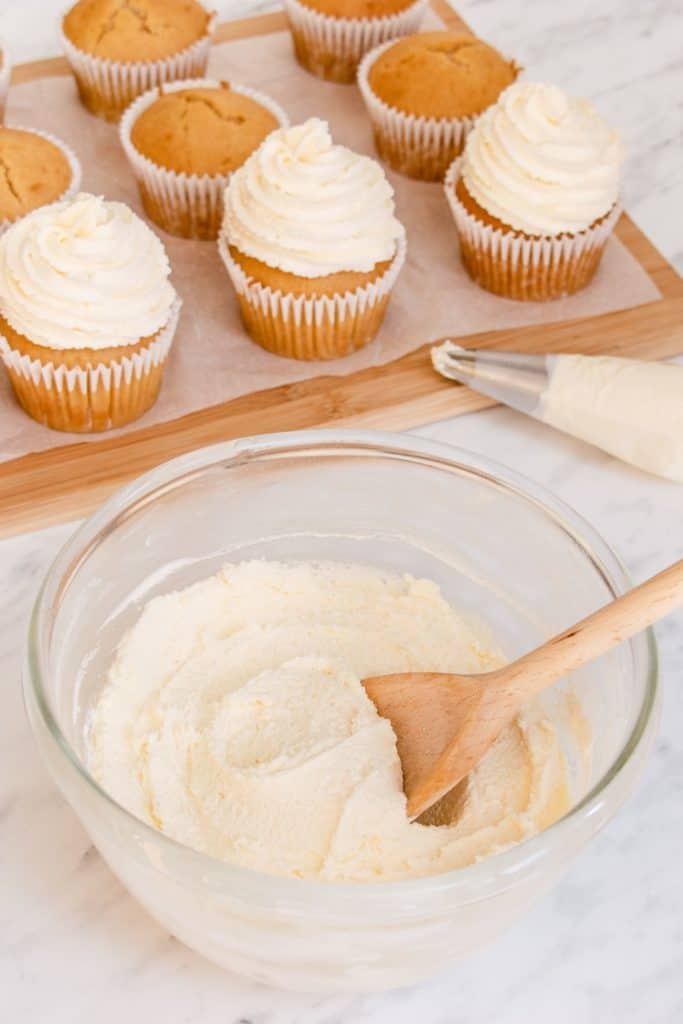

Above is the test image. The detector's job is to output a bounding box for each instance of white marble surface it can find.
[1,2,682,1022]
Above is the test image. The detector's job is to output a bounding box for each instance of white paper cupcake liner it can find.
[0,297,181,394]
[284,0,427,83]
[120,79,289,240]
[444,158,623,300]
[0,125,82,235]
[0,41,11,124]
[60,7,216,122]
[358,40,520,182]
[217,233,406,360]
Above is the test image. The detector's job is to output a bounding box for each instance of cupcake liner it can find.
[357,40,475,181]
[0,298,181,432]
[120,79,289,240]
[358,40,519,182]
[284,0,427,84]
[0,126,82,235]
[444,158,623,301]
[60,8,217,123]
[217,234,406,360]
[0,41,11,124]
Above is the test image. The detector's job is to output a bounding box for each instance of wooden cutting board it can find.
[2,0,682,539]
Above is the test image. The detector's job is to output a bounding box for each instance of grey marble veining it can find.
[0,2,682,1021]
[2,407,682,1024]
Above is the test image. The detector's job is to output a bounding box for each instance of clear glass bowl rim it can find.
[25,428,658,913]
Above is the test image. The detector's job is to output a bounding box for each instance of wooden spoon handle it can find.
[496,558,683,702]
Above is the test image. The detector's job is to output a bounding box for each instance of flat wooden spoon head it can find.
[363,669,519,821]
[363,558,683,821]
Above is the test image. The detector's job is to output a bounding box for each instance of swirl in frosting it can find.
[88,560,571,881]
[461,82,624,236]
[0,193,177,350]
[222,118,404,277]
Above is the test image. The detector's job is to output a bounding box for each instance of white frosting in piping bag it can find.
[431,343,683,484]
[462,82,624,236]
[0,193,176,350]
[88,560,570,882]
[222,118,404,277]
[540,355,683,482]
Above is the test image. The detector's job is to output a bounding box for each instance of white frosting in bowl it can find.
[222,118,404,278]
[88,560,570,882]
[461,82,624,237]
[0,192,177,350]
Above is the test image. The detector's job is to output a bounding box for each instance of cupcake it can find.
[0,126,81,234]
[358,31,518,181]
[284,0,427,84]
[444,82,624,301]
[61,0,215,123]
[0,193,180,432]
[0,42,10,124]
[120,79,288,240]
[218,118,406,360]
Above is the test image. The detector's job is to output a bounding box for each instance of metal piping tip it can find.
[430,341,470,379]
[430,341,551,416]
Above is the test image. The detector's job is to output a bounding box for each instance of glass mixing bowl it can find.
[24,430,658,993]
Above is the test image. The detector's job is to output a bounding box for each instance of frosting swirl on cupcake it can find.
[0,193,176,350]
[222,118,404,277]
[461,82,624,236]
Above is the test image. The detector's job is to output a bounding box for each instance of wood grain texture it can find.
[1,1,682,538]
[365,558,683,819]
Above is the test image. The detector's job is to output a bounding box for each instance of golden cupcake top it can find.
[227,245,394,300]
[368,31,518,119]
[130,83,281,176]
[62,0,212,63]
[0,127,73,221]
[298,0,417,16]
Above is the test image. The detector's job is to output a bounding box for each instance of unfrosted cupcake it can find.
[445,81,624,301]
[120,79,288,240]
[0,42,10,124]
[61,0,215,122]
[284,0,427,84]
[358,31,518,180]
[0,126,81,233]
[218,118,406,360]
[0,193,180,432]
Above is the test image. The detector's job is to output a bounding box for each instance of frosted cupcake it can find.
[358,32,518,181]
[284,0,427,84]
[120,79,288,240]
[0,126,81,233]
[444,82,624,300]
[0,193,180,432]
[61,0,215,122]
[218,118,406,360]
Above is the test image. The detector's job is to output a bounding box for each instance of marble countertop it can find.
[1,2,682,1022]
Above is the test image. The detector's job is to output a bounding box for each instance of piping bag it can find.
[431,342,683,482]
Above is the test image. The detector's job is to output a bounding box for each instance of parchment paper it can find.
[0,18,660,463]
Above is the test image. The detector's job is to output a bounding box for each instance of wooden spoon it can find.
[363,559,683,822]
